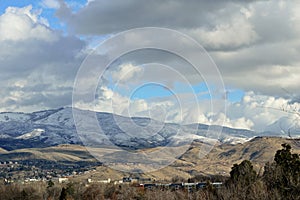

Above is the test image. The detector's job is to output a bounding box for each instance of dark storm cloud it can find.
[56,0,251,35]
[0,36,85,80]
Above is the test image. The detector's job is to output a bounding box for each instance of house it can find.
[169,183,183,190]
[212,182,223,188]
[183,183,197,192]
[196,182,206,189]
[122,177,132,183]
[58,177,69,183]
[98,178,111,183]
[87,178,111,184]
[143,183,156,190]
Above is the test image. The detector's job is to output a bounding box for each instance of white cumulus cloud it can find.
[0,5,56,42]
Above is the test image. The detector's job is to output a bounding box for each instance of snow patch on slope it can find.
[220,136,254,145]
[16,129,45,139]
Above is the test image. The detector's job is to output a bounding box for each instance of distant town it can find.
[0,159,101,184]
[0,158,225,193]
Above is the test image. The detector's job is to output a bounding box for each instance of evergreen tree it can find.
[263,143,300,198]
[229,160,257,186]
[47,179,54,188]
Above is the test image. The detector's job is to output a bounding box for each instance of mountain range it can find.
[1,107,300,178]
[0,107,262,151]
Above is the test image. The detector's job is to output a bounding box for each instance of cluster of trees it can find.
[223,143,300,200]
[0,143,299,200]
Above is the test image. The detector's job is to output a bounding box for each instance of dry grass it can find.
[1,137,300,181]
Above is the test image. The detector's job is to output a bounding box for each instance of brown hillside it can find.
[1,137,299,181]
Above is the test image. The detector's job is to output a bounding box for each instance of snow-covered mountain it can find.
[0,107,257,150]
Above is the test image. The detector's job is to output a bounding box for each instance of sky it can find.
[1,0,300,134]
